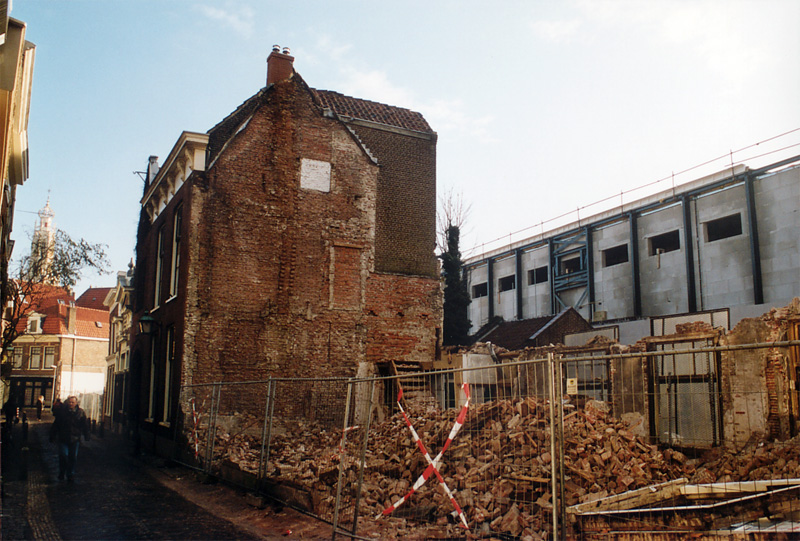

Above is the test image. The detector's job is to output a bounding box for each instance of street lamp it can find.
[137,313,158,335]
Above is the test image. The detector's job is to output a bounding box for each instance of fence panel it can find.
[358,358,557,539]
[166,340,800,539]
[561,342,800,539]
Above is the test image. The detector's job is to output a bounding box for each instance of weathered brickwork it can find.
[182,76,440,386]
[134,58,443,443]
[364,272,442,364]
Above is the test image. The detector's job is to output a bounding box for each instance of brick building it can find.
[102,265,134,434]
[132,47,441,450]
[9,284,110,412]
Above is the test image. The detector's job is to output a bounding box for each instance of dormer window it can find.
[28,314,43,334]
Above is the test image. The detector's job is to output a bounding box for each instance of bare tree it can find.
[437,188,471,254]
[1,229,110,385]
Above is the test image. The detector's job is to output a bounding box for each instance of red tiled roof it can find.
[75,287,113,311]
[15,302,109,339]
[312,89,433,133]
[74,307,110,339]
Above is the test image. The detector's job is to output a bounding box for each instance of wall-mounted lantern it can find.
[138,314,158,335]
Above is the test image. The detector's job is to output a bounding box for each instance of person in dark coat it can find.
[51,398,62,416]
[49,395,90,482]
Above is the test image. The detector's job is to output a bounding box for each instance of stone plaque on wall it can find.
[300,158,331,192]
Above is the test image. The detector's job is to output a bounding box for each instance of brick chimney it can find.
[67,303,77,335]
[267,45,294,85]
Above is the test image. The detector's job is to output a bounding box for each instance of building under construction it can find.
[465,156,800,344]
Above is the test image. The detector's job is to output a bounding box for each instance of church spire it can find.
[30,198,56,283]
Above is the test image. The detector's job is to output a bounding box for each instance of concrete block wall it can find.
[521,246,550,318]
[693,184,753,311]
[493,254,517,322]
[468,263,490,330]
[755,168,800,303]
[591,219,633,319]
[638,204,687,315]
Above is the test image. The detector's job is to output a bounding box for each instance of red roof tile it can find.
[74,307,109,339]
[75,287,113,311]
[312,89,433,133]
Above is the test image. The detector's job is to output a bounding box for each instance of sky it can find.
[9,0,800,296]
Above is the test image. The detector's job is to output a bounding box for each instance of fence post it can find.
[205,383,221,475]
[557,358,566,537]
[331,378,355,540]
[547,353,559,539]
[257,377,274,484]
[351,378,376,536]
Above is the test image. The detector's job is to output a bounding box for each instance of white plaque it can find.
[300,158,331,192]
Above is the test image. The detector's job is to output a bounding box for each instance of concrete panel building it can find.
[465,157,800,341]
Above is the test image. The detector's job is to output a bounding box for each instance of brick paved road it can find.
[3,416,261,540]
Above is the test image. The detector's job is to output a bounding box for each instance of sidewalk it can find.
[1,413,330,540]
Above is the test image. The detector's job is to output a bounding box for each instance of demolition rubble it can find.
[186,300,800,538]
[201,397,800,538]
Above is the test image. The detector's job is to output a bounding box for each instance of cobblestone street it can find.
[1,414,326,540]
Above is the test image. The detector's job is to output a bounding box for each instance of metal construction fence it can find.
[173,339,800,539]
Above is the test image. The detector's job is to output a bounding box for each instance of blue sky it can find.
[10,0,800,295]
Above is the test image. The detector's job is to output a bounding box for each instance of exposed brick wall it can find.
[364,272,442,364]
[348,124,438,278]
[175,76,442,387]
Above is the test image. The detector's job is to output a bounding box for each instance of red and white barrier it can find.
[190,398,202,459]
[378,383,471,530]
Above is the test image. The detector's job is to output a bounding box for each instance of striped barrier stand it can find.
[377,383,471,530]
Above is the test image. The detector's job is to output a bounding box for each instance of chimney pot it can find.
[266,45,295,86]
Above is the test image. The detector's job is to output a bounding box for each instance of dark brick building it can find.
[132,48,441,448]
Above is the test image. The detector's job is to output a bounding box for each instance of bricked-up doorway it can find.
[648,336,721,448]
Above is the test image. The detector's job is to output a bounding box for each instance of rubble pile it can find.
[195,397,799,538]
[688,434,800,484]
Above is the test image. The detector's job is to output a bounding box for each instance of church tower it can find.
[29,199,55,283]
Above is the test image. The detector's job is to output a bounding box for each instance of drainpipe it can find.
[70,336,76,396]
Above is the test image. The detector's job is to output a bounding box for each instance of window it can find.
[560,256,582,275]
[602,245,629,267]
[705,214,742,242]
[28,314,42,333]
[498,275,516,292]
[29,347,42,369]
[472,282,488,298]
[153,226,166,307]
[528,266,548,285]
[163,326,175,423]
[649,230,681,255]
[13,348,23,368]
[169,207,182,297]
[44,347,55,369]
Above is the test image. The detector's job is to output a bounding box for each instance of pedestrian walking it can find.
[52,398,62,416]
[49,395,90,482]
[36,395,44,420]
